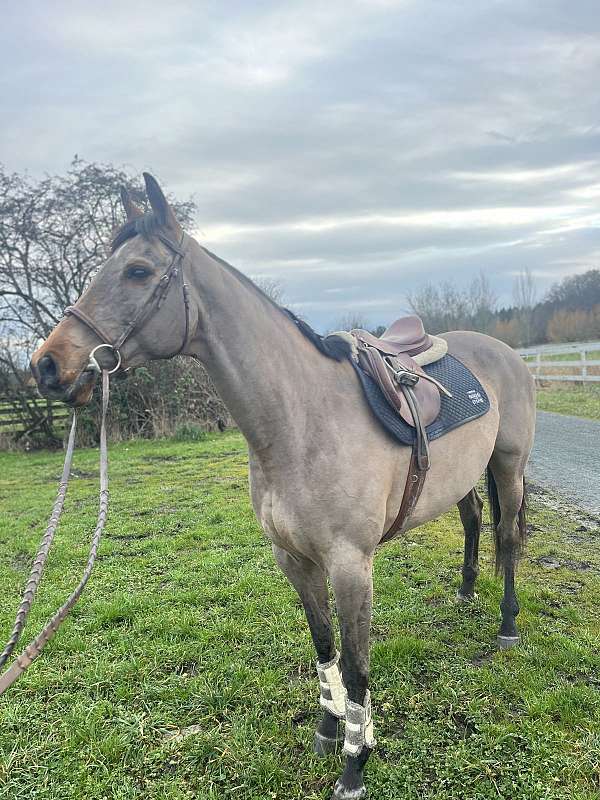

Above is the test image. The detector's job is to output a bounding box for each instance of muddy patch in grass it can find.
[450,711,477,738]
[558,580,584,595]
[108,531,151,541]
[9,550,32,573]
[470,650,494,667]
[291,708,316,726]
[288,661,313,683]
[174,661,199,677]
[533,555,594,572]
[141,454,185,463]
[162,724,203,743]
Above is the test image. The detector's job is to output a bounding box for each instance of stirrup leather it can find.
[317,651,347,718]
[343,691,376,756]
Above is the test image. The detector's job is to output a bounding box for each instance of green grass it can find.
[0,431,599,799]
[537,383,600,420]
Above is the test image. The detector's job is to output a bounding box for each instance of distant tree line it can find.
[406,268,600,347]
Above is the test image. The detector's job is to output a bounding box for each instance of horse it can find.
[30,173,536,800]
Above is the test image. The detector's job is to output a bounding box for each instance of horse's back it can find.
[441,330,536,456]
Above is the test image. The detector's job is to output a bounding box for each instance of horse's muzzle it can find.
[30,354,97,407]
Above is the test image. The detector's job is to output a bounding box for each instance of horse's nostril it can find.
[38,354,60,388]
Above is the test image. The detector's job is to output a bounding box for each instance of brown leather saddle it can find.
[352,315,432,358]
[349,315,451,543]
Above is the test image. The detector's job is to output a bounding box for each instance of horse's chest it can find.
[248,459,332,559]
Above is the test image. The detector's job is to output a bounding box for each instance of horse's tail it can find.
[486,467,527,576]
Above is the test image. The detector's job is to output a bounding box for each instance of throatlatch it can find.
[317,651,347,718]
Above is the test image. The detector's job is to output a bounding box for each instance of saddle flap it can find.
[357,348,441,428]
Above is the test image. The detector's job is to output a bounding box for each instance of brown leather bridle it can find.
[64,230,191,373]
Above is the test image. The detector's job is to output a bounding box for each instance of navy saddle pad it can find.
[353,353,489,446]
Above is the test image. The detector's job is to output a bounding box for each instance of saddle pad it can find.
[352,354,489,446]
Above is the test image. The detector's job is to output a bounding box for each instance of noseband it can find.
[64,231,190,372]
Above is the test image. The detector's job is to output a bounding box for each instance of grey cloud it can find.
[1,0,600,330]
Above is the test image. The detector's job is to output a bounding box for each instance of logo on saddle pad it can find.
[467,389,485,405]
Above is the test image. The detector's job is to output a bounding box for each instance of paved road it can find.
[527,411,600,515]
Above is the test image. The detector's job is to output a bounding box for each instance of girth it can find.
[353,338,451,543]
[64,231,190,369]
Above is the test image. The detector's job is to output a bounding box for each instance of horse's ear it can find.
[120,187,143,221]
[143,172,182,232]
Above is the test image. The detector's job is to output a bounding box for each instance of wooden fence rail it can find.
[0,392,69,436]
[517,340,600,383]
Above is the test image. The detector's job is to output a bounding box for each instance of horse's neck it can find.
[185,244,320,452]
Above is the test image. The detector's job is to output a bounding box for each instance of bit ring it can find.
[87,344,122,375]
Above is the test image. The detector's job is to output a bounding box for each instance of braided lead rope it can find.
[0,370,110,697]
[0,414,77,670]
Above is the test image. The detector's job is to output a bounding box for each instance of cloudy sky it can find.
[2,1,600,330]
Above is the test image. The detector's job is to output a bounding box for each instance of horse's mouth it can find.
[64,369,98,406]
[36,368,98,407]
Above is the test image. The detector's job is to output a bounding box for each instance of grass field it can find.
[0,431,599,799]
[536,383,600,421]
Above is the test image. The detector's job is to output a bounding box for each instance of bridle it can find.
[64,230,191,373]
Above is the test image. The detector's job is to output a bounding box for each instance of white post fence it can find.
[517,340,600,383]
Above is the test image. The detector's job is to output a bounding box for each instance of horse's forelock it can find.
[110,212,163,253]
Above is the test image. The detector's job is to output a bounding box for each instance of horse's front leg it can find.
[328,547,375,800]
[272,545,344,753]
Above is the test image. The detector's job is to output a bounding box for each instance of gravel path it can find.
[527,411,600,515]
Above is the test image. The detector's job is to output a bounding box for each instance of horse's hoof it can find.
[456,589,478,603]
[314,731,341,757]
[331,780,367,799]
[497,634,520,650]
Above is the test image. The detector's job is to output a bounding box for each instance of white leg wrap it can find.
[343,691,376,756]
[316,651,347,718]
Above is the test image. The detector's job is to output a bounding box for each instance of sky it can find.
[2,0,600,330]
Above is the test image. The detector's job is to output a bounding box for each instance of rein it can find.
[0,232,192,696]
[0,370,110,697]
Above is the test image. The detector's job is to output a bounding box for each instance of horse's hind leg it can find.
[271,545,343,755]
[487,452,527,648]
[457,488,483,601]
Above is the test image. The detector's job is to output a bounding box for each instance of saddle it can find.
[352,315,432,357]
[347,316,451,543]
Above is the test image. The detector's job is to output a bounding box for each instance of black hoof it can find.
[314,731,341,756]
[331,780,367,799]
[497,634,520,650]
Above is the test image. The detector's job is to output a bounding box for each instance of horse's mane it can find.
[110,214,351,362]
[280,308,353,362]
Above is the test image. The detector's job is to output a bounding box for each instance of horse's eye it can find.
[126,265,151,280]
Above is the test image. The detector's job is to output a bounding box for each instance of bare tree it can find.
[512,268,537,346]
[469,271,497,332]
[0,157,199,446]
[252,276,286,305]
[407,272,496,335]
[407,281,471,333]
[330,312,372,333]
[0,157,195,343]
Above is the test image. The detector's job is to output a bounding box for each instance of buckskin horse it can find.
[30,174,536,800]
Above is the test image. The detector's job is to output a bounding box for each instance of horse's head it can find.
[30,173,192,406]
